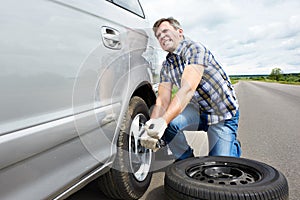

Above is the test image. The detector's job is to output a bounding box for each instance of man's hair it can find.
[153,17,182,34]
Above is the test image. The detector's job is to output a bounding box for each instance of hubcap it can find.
[186,161,261,186]
[129,114,152,182]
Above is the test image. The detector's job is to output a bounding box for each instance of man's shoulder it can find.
[181,38,206,53]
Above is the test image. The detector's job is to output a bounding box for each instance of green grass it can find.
[231,79,238,84]
[171,86,178,98]
[263,79,300,85]
[232,78,300,85]
[230,73,300,85]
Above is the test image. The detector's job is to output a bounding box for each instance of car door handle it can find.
[101,26,122,50]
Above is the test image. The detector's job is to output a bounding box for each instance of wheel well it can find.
[132,83,156,109]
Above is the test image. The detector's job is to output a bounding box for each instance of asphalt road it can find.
[234,81,300,200]
[68,81,300,200]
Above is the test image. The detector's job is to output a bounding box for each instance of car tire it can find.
[165,156,288,200]
[98,96,153,200]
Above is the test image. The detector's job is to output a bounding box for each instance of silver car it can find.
[0,0,158,199]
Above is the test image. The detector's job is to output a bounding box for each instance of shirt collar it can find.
[167,37,191,58]
[166,40,184,62]
[173,39,186,55]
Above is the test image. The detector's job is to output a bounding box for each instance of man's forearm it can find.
[150,103,168,119]
[151,83,172,119]
[162,85,193,124]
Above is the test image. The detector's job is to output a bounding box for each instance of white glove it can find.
[144,118,167,139]
[140,131,160,152]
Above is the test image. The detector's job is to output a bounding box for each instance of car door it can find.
[0,0,148,199]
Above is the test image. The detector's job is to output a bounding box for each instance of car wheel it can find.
[98,96,153,200]
[165,156,288,200]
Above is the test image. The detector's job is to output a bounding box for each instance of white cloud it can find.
[140,0,300,75]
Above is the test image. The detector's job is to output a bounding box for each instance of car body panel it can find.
[0,0,156,199]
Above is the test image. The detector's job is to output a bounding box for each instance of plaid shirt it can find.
[160,38,239,125]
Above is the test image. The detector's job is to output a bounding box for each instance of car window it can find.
[112,0,144,18]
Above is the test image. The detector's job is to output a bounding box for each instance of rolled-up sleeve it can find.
[160,61,172,83]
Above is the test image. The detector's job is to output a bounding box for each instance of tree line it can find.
[230,68,300,85]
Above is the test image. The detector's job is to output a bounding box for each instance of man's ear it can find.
[178,28,184,37]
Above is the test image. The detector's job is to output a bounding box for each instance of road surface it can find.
[234,81,300,200]
[68,81,300,200]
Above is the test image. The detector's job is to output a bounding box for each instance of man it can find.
[141,17,241,161]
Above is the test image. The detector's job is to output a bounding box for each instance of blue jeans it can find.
[162,103,241,161]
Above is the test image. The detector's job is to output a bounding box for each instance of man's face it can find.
[155,21,183,53]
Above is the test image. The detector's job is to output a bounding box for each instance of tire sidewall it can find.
[165,156,288,199]
[114,96,152,198]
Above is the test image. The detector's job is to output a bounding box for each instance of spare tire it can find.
[165,156,288,200]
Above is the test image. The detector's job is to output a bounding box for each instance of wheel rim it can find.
[129,114,152,182]
[186,161,262,186]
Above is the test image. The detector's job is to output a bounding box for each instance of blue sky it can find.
[140,0,300,75]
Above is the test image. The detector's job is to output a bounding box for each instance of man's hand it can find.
[140,136,160,152]
[144,118,167,139]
